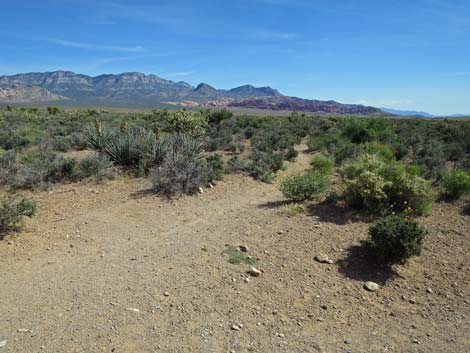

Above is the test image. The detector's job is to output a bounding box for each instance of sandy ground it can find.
[0,146,469,353]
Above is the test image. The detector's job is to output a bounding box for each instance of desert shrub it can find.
[281,203,307,215]
[281,171,330,201]
[383,164,435,215]
[342,154,434,215]
[47,156,82,183]
[207,108,233,125]
[364,215,426,265]
[151,134,209,196]
[79,154,113,180]
[14,151,57,189]
[310,155,335,175]
[0,196,37,237]
[285,147,298,161]
[0,150,17,186]
[160,109,208,139]
[307,135,330,151]
[440,168,470,200]
[324,135,362,164]
[225,156,247,174]
[362,141,395,161]
[205,155,224,181]
[248,150,284,182]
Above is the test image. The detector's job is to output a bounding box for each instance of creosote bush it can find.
[440,168,470,200]
[363,215,426,265]
[310,155,335,175]
[341,154,435,215]
[0,196,37,237]
[281,171,330,201]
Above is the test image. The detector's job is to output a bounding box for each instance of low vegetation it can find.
[0,106,469,248]
[0,196,37,238]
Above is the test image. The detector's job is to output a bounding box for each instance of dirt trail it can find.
[1,146,469,353]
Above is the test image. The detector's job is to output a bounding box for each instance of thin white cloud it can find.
[165,71,194,78]
[254,30,300,41]
[355,99,415,107]
[46,38,145,53]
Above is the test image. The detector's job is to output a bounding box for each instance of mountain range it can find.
[0,70,384,115]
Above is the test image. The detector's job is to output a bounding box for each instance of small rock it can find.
[0,341,6,347]
[231,324,241,331]
[364,281,380,292]
[248,267,262,277]
[244,277,251,283]
[198,187,204,194]
[426,287,433,294]
[17,328,30,333]
[239,245,249,253]
[314,254,333,264]
[163,292,170,297]
[127,308,140,312]
[409,298,417,304]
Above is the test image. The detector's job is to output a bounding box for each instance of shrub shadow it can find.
[307,201,373,225]
[337,245,398,285]
[257,200,293,210]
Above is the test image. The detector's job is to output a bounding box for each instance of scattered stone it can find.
[314,254,333,264]
[409,298,417,304]
[163,292,170,297]
[364,281,380,292]
[231,324,241,331]
[248,267,262,277]
[0,341,6,348]
[320,304,328,310]
[426,287,433,294]
[127,308,140,312]
[244,277,251,283]
[239,245,249,253]
[198,187,204,194]
[17,328,30,333]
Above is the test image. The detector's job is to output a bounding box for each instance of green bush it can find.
[440,168,470,200]
[364,215,426,264]
[248,149,284,182]
[79,154,113,180]
[159,109,208,139]
[205,155,224,181]
[310,155,335,175]
[281,171,330,201]
[307,135,330,151]
[0,196,37,237]
[151,134,210,196]
[285,147,298,161]
[0,150,17,186]
[342,154,434,215]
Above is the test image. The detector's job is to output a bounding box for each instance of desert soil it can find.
[1,145,469,353]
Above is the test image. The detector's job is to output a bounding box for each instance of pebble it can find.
[0,341,6,347]
[314,254,333,264]
[248,267,262,277]
[163,292,170,297]
[364,281,380,292]
[239,245,249,253]
[426,287,433,294]
[231,324,241,331]
[198,187,204,194]
[409,299,417,304]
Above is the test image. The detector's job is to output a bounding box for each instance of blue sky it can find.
[0,0,469,114]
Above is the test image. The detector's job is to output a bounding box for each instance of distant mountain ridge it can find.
[0,70,382,115]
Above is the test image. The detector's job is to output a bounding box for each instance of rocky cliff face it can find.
[226,96,384,115]
[0,85,67,103]
[0,71,384,115]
